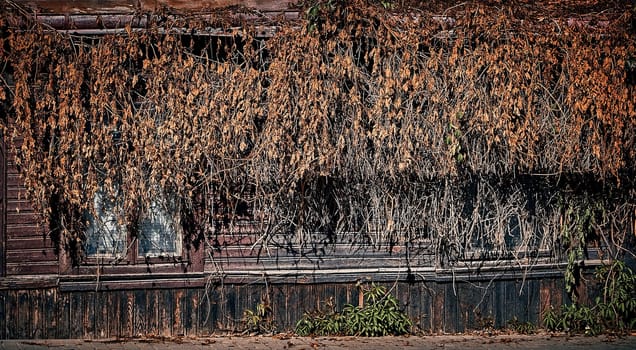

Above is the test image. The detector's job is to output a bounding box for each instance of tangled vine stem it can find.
[0,0,634,271]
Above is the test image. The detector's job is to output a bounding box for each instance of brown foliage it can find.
[0,0,634,264]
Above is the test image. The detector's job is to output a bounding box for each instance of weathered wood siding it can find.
[0,276,571,339]
[3,137,58,276]
[0,134,5,277]
[0,125,578,339]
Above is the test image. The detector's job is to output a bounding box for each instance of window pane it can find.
[138,196,182,257]
[84,190,127,257]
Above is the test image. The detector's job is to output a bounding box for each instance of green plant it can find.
[542,306,559,331]
[378,0,395,9]
[295,283,412,336]
[507,316,536,334]
[241,300,276,334]
[560,303,600,335]
[560,195,605,299]
[542,260,636,335]
[594,260,636,331]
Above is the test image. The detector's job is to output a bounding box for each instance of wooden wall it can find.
[0,276,570,339]
[0,128,579,340]
[3,137,58,276]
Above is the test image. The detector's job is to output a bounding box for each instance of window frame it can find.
[60,189,203,276]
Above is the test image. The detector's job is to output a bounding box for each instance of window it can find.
[83,188,183,262]
[138,195,182,257]
[84,189,127,258]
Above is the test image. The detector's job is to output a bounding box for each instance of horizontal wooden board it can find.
[70,264,191,276]
[12,0,297,14]
[6,187,30,201]
[0,276,59,290]
[7,248,58,263]
[142,0,296,12]
[208,244,422,260]
[12,0,137,14]
[6,224,45,239]
[6,261,59,275]
[207,255,410,271]
[5,199,38,213]
[7,173,26,185]
[6,212,43,225]
[59,277,207,292]
[6,237,55,250]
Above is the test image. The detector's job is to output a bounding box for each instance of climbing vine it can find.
[0,0,634,270]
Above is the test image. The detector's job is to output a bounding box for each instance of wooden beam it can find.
[9,0,297,14]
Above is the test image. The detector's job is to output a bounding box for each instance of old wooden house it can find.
[0,0,634,339]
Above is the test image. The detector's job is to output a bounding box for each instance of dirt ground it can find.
[2,334,636,350]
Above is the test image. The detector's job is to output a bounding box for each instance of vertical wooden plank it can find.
[501,280,515,326]
[43,289,57,339]
[133,289,147,337]
[396,282,410,324]
[215,284,227,331]
[406,283,418,329]
[186,288,199,336]
[122,291,134,338]
[31,289,43,338]
[525,279,540,325]
[0,290,6,339]
[56,292,70,338]
[242,283,257,328]
[173,289,185,336]
[334,283,347,310]
[271,284,287,330]
[226,285,238,331]
[295,284,309,325]
[5,290,17,338]
[419,282,433,333]
[412,282,426,331]
[558,278,568,307]
[444,283,459,333]
[318,283,330,313]
[146,289,159,336]
[238,284,248,320]
[108,291,121,338]
[83,292,96,339]
[94,291,108,338]
[504,280,522,326]
[431,285,444,333]
[276,283,290,327]
[539,278,557,326]
[17,290,30,338]
[234,285,244,332]
[515,279,528,323]
[160,289,173,336]
[199,284,218,335]
[486,280,497,328]
[350,283,361,309]
[69,292,83,338]
[5,291,14,338]
[455,282,472,331]
[471,281,487,331]
[493,281,505,328]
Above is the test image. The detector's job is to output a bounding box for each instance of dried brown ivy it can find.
[0,0,634,265]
